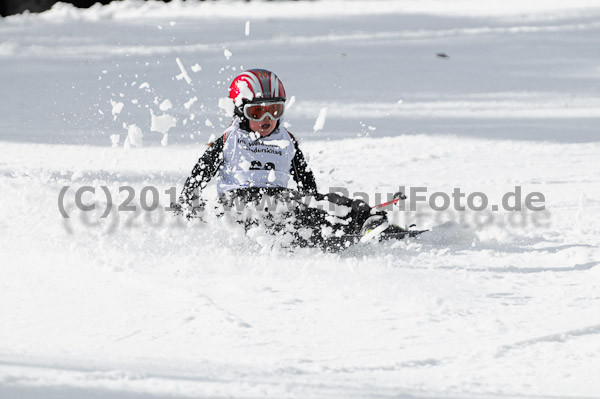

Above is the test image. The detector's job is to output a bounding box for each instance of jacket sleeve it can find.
[289,133,318,195]
[179,135,225,207]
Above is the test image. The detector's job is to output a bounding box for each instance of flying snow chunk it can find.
[159,99,172,111]
[184,96,198,110]
[321,225,334,238]
[285,95,296,110]
[110,134,120,147]
[205,119,214,127]
[249,131,260,141]
[245,21,250,36]
[161,133,169,147]
[224,48,232,60]
[268,169,276,183]
[110,99,124,121]
[191,64,202,73]
[150,110,177,134]
[313,107,328,132]
[239,158,251,171]
[268,140,290,149]
[175,58,192,85]
[233,80,254,106]
[139,82,150,90]
[124,124,143,148]
[218,97,235,116]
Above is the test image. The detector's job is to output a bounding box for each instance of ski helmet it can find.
[229,69,286,106]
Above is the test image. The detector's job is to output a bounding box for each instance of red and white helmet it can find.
[229,69,286,106]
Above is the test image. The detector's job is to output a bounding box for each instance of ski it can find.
[380,229,428,240]
[344,228,428,242]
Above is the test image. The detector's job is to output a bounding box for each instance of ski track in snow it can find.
[496,324,600,357]
[1,1,600,398]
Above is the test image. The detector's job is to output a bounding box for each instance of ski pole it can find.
[374,191,406,209]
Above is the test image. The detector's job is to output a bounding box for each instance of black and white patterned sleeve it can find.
[178,135,225,207]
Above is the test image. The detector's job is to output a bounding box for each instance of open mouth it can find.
[261,123,271,129]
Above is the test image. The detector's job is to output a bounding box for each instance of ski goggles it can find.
[243,101,285,122]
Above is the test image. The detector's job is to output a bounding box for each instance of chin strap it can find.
[234,113,250,132]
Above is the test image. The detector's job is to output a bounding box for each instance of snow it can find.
[110,99,124,120]
[191,63,202,73]
[149,110,177,134]
[267,168,277,183]
[266,140,291,149]
[184,96,198,110]
[1,1,600,398]
[313,107,328,133]
[158,99,172,111]
[217,96,235,116]
[285,95,296,110]
[109,133,120,147]
[175,57,192,85]
[124,123,143,148]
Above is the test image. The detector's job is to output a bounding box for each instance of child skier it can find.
[173,69,405,251]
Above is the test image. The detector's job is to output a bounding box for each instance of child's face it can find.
[249,117,278,137]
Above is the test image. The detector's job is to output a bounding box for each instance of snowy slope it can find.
[1,1,600,398]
